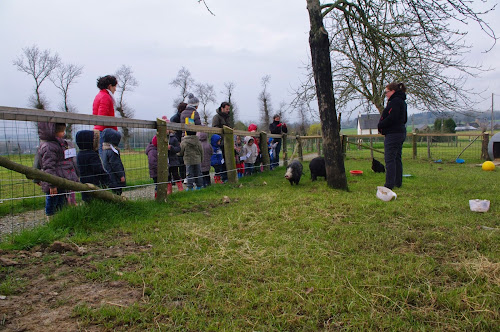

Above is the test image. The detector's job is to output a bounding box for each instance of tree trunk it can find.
[0,156,126,203]
[306,0,347,190]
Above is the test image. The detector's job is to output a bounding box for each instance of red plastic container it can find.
[349,170,363,176]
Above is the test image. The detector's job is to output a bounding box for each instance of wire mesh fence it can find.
[0,107,285,241]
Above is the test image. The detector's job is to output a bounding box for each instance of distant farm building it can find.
[357,114,379,135]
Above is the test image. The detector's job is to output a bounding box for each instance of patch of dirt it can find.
[0,239,149,331]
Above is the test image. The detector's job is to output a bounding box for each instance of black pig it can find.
[284,160,303,185]
[309,156,326,181]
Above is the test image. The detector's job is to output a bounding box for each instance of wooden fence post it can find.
[260,131,270,171]
[282,134,288,167]
[412,133,417,159]
[296,135,303,162]
[316,138,320,155]
[481,132,490,160]
[223,125,237,183]
[156,119,169,201]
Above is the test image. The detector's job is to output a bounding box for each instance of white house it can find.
[357,113,380,135]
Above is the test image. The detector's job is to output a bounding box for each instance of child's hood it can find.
[75,130,99,150]
[37,122,58,141]
[101,128,122,146]
[244,136,254,144]
[210,134,221,148]
[197,131,208,142]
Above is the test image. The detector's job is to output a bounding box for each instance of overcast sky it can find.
[0,0,499,125]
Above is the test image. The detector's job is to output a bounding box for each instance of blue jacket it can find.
[75,130,110,187]
[101,128,126,189]
[210,134,224,166]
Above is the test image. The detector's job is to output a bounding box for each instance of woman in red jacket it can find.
[93,75,118,131]
[93,75,118,156]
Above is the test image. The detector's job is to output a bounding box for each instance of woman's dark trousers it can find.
[384,132,406,189]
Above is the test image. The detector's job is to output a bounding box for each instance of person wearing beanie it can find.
[180,93,202,136]
[171,102,187,179]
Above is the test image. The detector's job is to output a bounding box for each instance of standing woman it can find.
[93,75,118,156]
[377,82,408,190]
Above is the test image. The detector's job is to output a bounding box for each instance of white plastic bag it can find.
[469,199,490,212]
[376,186,397,201]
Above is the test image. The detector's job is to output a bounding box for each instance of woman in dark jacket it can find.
[378,82,408,190]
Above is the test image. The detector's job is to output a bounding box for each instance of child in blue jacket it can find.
[101,128,126,195]
[210,134,224,184]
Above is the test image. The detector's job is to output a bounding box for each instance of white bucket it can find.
[376,186,397,202]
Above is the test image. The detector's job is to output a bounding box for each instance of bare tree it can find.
[298,1,497,117]
[115,65,139,150]
[222,81,238,124]
[259,75,272,132]
[296,103,309,136]
[170,66,195,108]
[196,83,217,125]
[304,0,496,190]
[50,63,83,139]
[13,45,60,109]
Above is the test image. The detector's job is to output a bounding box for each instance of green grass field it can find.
[1,159,498,330]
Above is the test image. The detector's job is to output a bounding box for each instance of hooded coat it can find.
[210,134,224,167]
[75,130,110,187]
[378,90,408,135]
[145,137,158,179]
[37,122,79,193]
[179,135,203,165]
[101,128,126,189]
[197,132,213,172]
[240,136,258,164]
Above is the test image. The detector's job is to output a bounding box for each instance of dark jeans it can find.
[384,132,406,189]
[168,166,182,182]
[45,193,66,216]
[186,164,203,189]
[244,163,255,176]
[213,164,227,181]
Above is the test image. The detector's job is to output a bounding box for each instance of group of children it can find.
[36,122,126,217]
[145,126,267,194]
[36,112,278,216]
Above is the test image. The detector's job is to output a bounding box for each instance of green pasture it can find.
[1,159,499,330]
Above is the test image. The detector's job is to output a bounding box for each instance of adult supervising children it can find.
[268,114,287,169]
[377,82,408,190]
[211,102,232,182]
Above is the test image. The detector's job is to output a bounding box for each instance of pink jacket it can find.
[92,89,117,131]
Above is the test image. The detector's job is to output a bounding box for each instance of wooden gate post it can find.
[260,131,270,171]
[481,132,490,160]
[297,135,303,162]
[282,134,288,167]
[156,119,169,201]
[412,133,417,159]
[223,125,237,183]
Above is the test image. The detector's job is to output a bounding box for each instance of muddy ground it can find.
[0,233,150,331]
